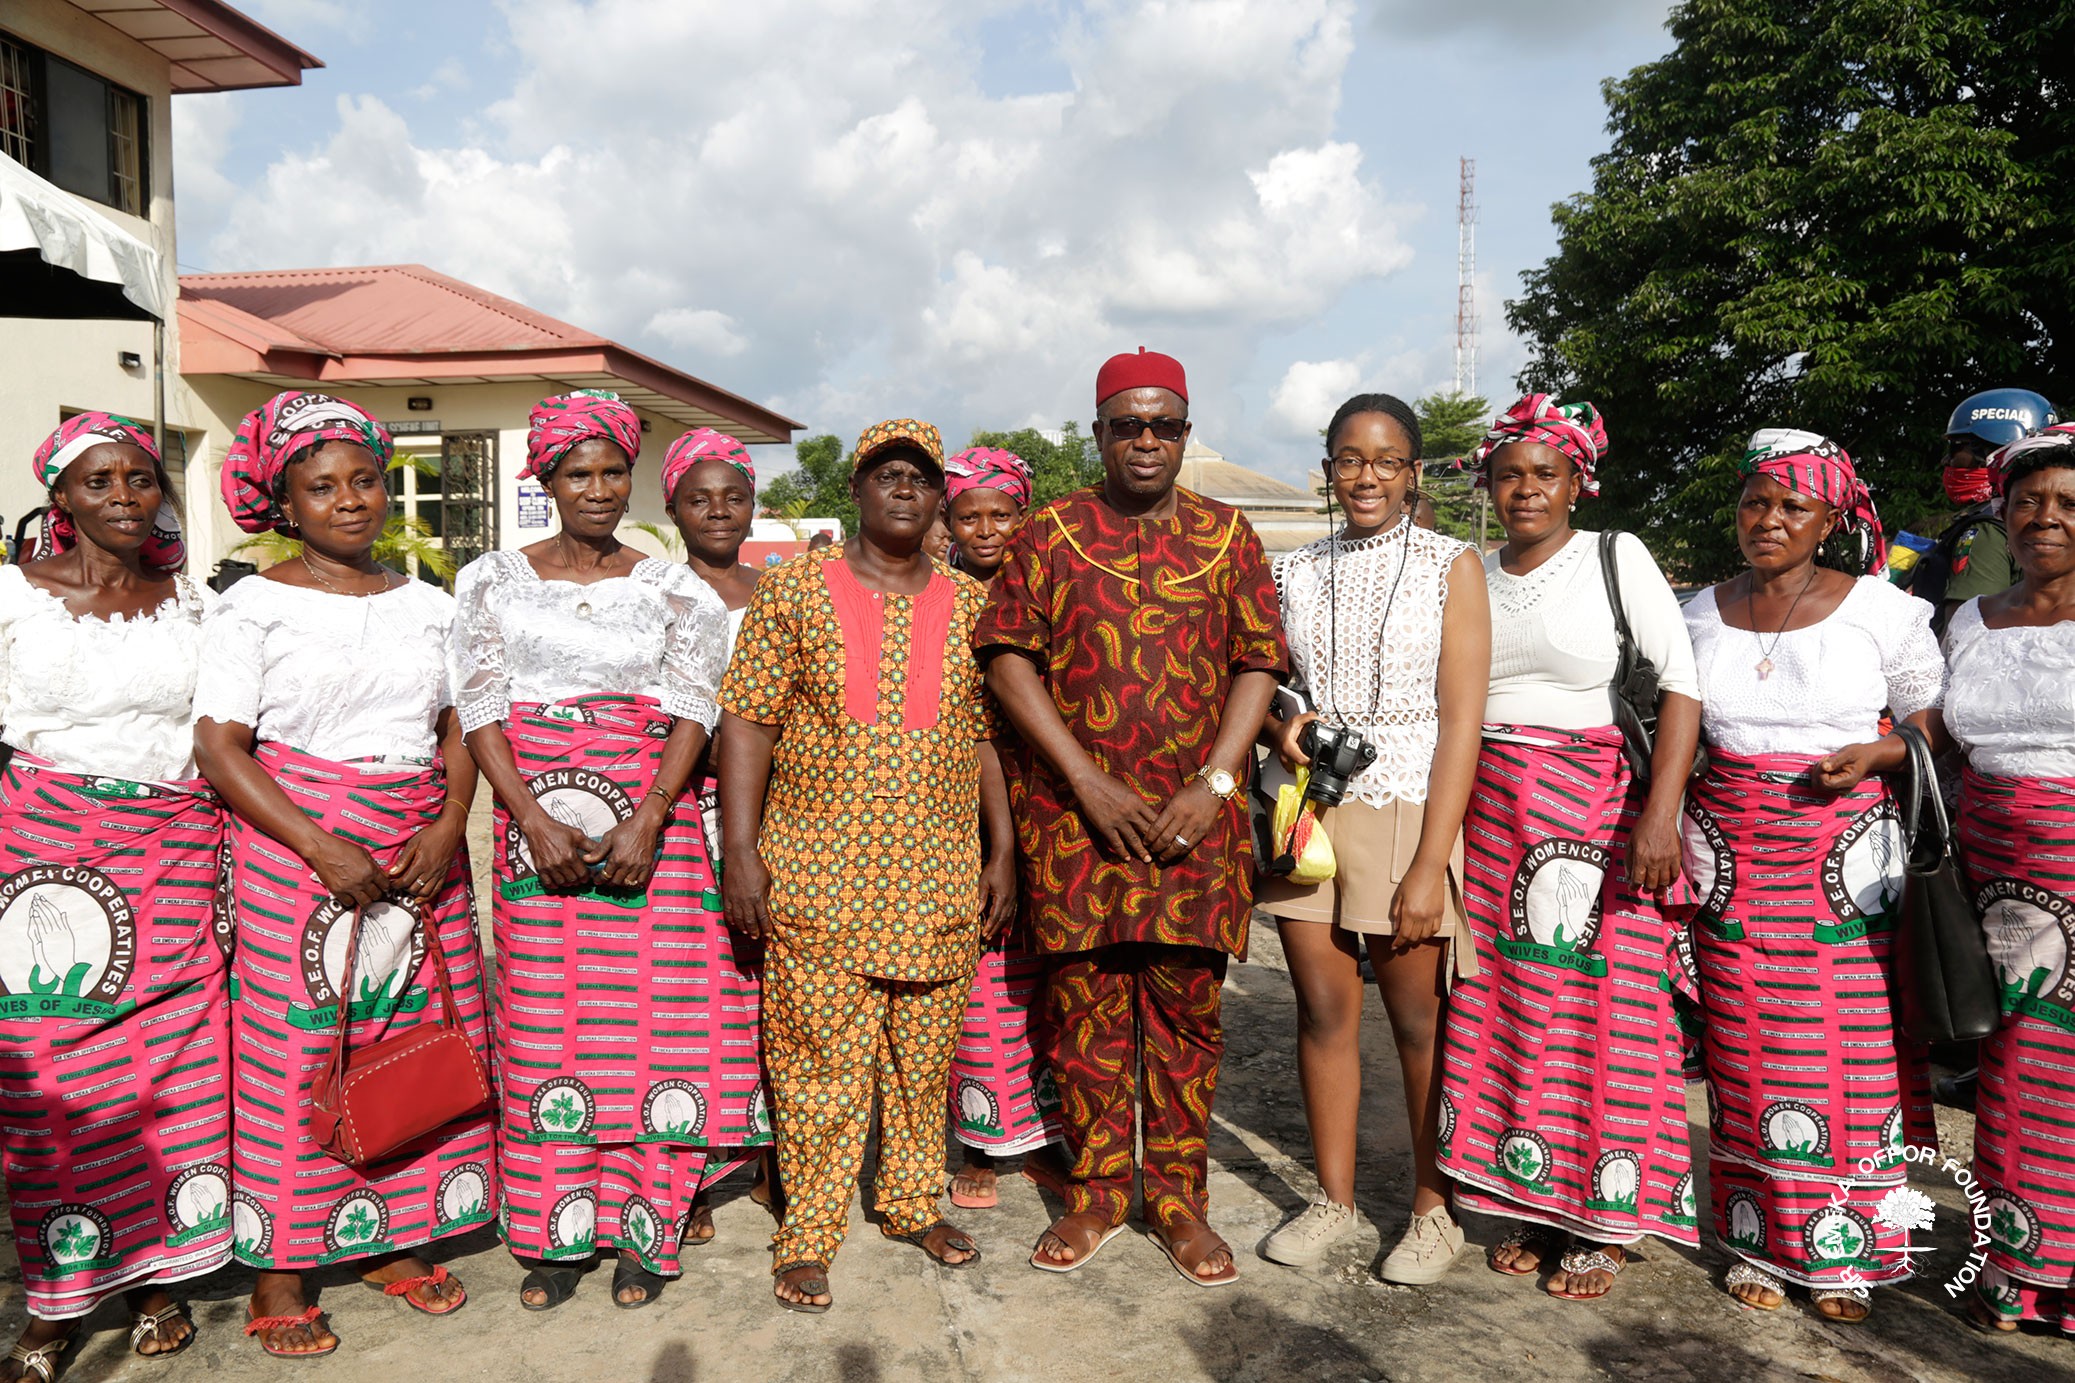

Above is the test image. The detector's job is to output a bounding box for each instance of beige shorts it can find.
[1257,795,1469,940]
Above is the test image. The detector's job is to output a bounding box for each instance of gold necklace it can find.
[302,554,394,598]
[1748,566,1818,681]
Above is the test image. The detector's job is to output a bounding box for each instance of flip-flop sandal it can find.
[1548,1246,1624,1301]
[5,1338,69,1383]
[948,1172,1000,1210]
[773,1261,831,1314]
[886,1222,981,1267]
[1489,1226,1564,1277]
[682,1202,716,1247]
[366,1262,466,1317]
[129,1304,195,1360]
[519,1262,584,1313]
[1029,1221,1124,1274]
[243,1305,337,1359]
[612,1256,668,1310]
[1723,1262,1787,1312]
[1152,1226,1241,1289]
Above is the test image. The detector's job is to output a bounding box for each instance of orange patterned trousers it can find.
[1044,942,1228,1228]
[763,946,968,1267]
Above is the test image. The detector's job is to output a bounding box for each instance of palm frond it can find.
[630,520,685,559]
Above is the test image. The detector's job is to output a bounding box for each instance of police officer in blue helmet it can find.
[1909,387,2059,631]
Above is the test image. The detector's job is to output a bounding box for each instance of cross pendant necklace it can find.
[1748,567,1819,681]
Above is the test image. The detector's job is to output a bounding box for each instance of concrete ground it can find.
[6,808,2073,1381]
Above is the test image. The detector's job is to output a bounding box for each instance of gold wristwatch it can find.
[1196,765,1241,802]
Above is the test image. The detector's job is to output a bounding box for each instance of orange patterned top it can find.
[721,546,997,982]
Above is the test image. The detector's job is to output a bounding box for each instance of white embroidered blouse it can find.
[0,565,210,781]
[193,575,456,763]
[1943,599,2075,779]
[1271,521,1471,806]
[1685,575,1945,758]
[1484,530,1699,730]
[447,550,727,734]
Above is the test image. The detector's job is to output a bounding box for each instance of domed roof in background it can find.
[1177,440,1330,554]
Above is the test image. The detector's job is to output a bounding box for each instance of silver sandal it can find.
[1810,1283,1872,1323]
[1724,1261,1787,1310]
[1549,1245,1624,1300]
[5,1338,68,1383]
[1489,1224,1564,1276]
[129,1303,194,1360]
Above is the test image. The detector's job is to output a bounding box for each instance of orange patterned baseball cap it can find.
[852,417,945,475]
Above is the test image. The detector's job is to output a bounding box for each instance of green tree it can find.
[1413,392,1491,545]
[1510,0,2074,580]
[1414,391,1491,461]
[757,433,857,534]
[756,423,1103,529]
[962,422,1102,505]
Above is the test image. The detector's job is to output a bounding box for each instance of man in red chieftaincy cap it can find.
[976,350,1289,1286]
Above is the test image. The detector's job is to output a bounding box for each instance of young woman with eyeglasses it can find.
[1256,393,1490,1284]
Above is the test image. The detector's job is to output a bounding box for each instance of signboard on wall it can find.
[517,480,551,529]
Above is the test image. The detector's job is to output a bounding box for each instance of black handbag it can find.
[1598,531,1705,784]
[1889,723,2000,1044]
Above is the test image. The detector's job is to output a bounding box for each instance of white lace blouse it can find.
[0,565,210,781]
[1685,576,1945,758]
[1943,599,2075,778]
[1484,530,1699,730]
[448,550,727,734]
[193,576,455,763]
[1272,522,1470,806]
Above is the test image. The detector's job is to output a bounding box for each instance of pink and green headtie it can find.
[943,447,1032,507]
[1470,393,1608,495]
[525,390,642,483]
[661,427,755,502]
[32,411,184,572]
[221,391,392,535]
[1739,428,1886,574]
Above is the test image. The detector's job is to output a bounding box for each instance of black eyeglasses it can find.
[1103,417,1187,442]
[1326,455,1414,480]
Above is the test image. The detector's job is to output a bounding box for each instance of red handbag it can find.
[308,904,493,1169]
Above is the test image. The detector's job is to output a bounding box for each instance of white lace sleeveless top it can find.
[1272,522,1469,806]
[448,550,728,734]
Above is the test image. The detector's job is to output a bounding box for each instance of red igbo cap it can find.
[1096,348,1188,407]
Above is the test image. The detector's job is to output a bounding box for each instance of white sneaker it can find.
[1261,1198,1358,1267]
[1378,1204,1465,1284]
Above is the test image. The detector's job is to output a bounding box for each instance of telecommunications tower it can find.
[1455,157,1477,398]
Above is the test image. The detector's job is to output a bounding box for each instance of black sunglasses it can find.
[1103,416,1187,443]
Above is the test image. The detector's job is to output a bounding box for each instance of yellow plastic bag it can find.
[1271,768,1337,885]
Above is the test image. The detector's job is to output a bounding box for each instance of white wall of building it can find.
[2,1,186,545]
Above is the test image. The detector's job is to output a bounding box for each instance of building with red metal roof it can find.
[177,264,800,575]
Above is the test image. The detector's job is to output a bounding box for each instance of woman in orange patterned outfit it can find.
[719,419,1016,1313]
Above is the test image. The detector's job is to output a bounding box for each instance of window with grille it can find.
[0,30,148,216]
[0,36,32,167]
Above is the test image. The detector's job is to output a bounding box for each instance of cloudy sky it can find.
[176,0,1677,482]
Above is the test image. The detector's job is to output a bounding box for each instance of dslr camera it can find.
[1299,721,1378,808]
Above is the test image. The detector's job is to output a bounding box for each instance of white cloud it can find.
[181,0,1415,470]
[1271,359,1363,437]
[169,93,240,268]
[1371,0,1673,40]
[646,307,748,358]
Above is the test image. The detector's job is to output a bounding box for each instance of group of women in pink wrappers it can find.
[0,388,1060,1375]
[3,379,2075,1380]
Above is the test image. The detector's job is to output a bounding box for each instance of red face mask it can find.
[1943,466,1993,506]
